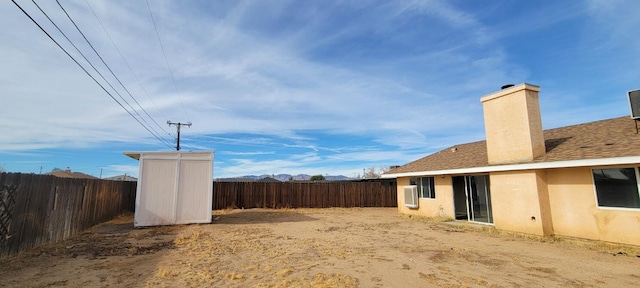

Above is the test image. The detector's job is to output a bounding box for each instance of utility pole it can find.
[167,121,192,151]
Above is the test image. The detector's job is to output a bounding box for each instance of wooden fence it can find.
[0,173,397,258]
[212,181,397,210]
[0,173,135,257]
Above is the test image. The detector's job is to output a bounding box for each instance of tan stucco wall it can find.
[395,166,640,246]
[547,167,640,246]
[489,170,553,236]
[481,84,545,165]
[396,176,454,219]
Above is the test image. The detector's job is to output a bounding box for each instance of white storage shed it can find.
[124,151,214,227]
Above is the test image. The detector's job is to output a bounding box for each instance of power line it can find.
[54,0,171,141]
[145,0,191,122]
[84,0,172,137]
[29,0,170,146]
[30,1,172,148]
[12,0,173,149]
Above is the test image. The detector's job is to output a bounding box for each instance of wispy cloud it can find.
[3,1,639,178]
[220,151,276,156]
[102,164,139,178]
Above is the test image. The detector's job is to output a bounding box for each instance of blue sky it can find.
[1,0,639,179]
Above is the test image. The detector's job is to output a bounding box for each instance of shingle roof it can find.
[47,170,98,179]
[387,116,640,174]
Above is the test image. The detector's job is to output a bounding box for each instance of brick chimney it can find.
[480,83,545,164]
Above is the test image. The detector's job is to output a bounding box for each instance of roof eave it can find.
[123,150,215,161]
[381,156,640,178]
[123,152,141,160]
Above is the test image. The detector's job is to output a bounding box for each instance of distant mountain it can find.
[230,174,353,182]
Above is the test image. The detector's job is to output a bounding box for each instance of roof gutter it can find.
[381,156,640,178]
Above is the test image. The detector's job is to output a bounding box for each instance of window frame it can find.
[592,166,640,210]
[409,176,436,199]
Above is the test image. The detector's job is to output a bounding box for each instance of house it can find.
[382,83,640,246]
[257,177,281,182]
[46,167,97,179]
[103,174,138,181]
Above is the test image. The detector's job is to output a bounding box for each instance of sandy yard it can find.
[0,208,639,287]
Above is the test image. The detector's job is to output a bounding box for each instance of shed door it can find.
[136,159,178,226]
[176,159,213,224]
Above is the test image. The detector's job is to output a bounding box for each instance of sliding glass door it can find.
[452,175,493,224]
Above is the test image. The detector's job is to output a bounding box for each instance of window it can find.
[410,177,436,199]
[592,168,640,209]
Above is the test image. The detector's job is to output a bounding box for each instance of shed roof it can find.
[123,151,214,161]
[386,116,640,175]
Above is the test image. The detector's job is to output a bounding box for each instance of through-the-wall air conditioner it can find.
[403,185,418,208]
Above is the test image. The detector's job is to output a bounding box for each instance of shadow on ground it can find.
[213,209,318,225]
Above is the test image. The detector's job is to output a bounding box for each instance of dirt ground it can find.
[1,208,639,287]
